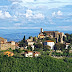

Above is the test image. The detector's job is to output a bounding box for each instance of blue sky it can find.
[0,0,72,31]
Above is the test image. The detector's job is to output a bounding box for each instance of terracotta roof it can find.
[45,40,54,42]
[7,41,15,43]
[58,33,62,35]
[0,37,4,40]
[66,43,70,45]
[4,51,14,57]
[40,35,44,36]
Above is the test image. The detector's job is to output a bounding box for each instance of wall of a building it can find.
[0,43,15,50]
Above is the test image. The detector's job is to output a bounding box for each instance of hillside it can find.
[0,56,72,72]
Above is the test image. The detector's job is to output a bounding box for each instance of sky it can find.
[0,0,72,31]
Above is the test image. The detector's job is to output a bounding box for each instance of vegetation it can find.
[0,56,72,72]
[19,35,27,47]
[65,33,72,44]
[54,43,66,51]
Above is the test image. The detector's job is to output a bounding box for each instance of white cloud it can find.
[0,27,40,29]
[5,11,11,18]
[33,13,44,19]
[25,9,33,18]
[14,23,22,26]
[52,12,56,16]
[0,10,11,19]
[22,0,34,2]
[25,9,44,19]
[52,10,63,17]
[0,10,4,19]
[12,2,19,5]
[57,10,63,16]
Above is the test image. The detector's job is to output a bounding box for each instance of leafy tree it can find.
[43,45,51,51]
[35,43,43,49]
[19,35,27,47]
[54,43,66,51]
[27,46,32,51]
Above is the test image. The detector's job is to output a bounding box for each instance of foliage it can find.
[35,43,43,49]
[0,56,72,72]
[27,46,32,51]
[19,35,27,47]
[13,49,22,53]
[54,43,66,51]
[65,33,72,44]
[45,37,56,43]
[43,45,51,51]
[51,52,63,57]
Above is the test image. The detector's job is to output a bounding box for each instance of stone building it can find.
[0,37,15,50]
[38,28,66,43]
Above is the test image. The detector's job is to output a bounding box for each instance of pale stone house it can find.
[27,41,34,46]
[24,51,33,57]
[0,37,15,50]
[65,43,70,49]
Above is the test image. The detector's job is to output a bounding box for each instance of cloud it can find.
[52,10,63,17]
[5,11,11,18]
[52,12,56,16]
[0,27,40,29]
[25,9,44,19]
[0,10,11,19]
[33,13,44,19]
[57,11,63,16]
[9,0,22,2]
[14,23,23,26]
[25,9,33,18]
[12,2,19,5]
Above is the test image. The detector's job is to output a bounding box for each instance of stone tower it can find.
[41,28,43,33]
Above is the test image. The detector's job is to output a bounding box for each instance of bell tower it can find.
[41,28,43,33]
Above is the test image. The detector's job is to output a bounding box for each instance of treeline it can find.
[0,56,72,72]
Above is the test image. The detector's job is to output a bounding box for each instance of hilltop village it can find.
[0,28,72,58]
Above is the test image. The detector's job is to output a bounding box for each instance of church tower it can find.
[41,28,43,33]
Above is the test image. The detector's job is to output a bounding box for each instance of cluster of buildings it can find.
[25,51,40,57]
[0,28,71,57]
[38,28,66,43]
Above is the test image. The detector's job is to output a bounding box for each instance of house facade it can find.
[44,40,55,49]
[25,51,33,57]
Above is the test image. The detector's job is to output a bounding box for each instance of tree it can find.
[23,35,25,43]
[33,36,37,41]
[27,46,32,51]
[43,45,51,51]
[19,35,27,47]
[54,43,66,51]
[35,43,43,48]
